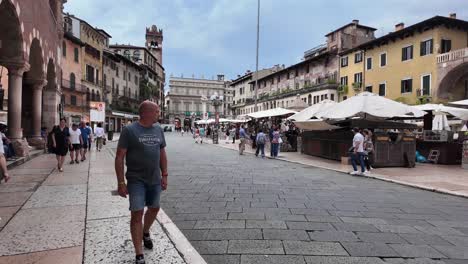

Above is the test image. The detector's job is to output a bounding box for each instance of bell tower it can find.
[145,25,163,64]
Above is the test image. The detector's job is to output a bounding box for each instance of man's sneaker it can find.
[362,170,371,176]
[135,254,145,264]
[143,233,153,249]
[349,171,359,175]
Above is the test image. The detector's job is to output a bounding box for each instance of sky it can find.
[64,0,468,89]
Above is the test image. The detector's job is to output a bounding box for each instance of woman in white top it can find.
[94,123,105,151]
[69,123,83,164]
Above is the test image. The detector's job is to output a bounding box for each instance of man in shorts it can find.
[79,121,91,161]
[115,101,168,264]
[86,122,92,151]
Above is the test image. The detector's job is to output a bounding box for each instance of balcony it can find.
[437,47,468,64]
[62,79,87,93]
[82,77,103,88]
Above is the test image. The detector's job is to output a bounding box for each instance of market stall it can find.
[299,92,426,167]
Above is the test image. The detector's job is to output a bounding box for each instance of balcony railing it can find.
[62,79,87,93]
[437,47,468,64]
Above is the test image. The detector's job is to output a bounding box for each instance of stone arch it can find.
[437,62,468,101]
[24,38,44,81]
[0,0,23,63]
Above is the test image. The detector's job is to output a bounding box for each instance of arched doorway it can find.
[22,38,45,140]
[438,62,468,101]
[42,58,59,131]
[0,0,26,141]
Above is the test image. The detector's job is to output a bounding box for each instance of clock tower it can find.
[145,25,163,64]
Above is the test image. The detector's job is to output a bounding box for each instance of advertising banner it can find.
[90,101,105,122]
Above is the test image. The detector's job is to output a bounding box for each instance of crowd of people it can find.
[48,119,106,172]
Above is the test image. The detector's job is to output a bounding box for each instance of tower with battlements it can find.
[145,25,163,65]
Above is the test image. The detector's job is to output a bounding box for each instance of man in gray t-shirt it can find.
[115,101,168,264]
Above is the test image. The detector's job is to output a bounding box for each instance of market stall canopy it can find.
[318,92,426,120]
[247,107,297,119]
[294,119,341,131]
[449,99,468,106]
[432,110,451,131]
[414,103,468,120]
[287,100,336,121]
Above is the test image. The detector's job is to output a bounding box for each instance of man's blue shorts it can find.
[127,180,162,211]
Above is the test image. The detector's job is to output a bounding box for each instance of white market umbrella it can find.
[449,99,468,106]
[319,92,426,120]
[432,110,451,131]
[414,103,468,120]
[288,100,336,121]
[247,107,297,119]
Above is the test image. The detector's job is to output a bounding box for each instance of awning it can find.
[111,111,139,119]
[294,119,341,131]
[414,103,468,120]
[449,99,468,106]
[319,92,426,120]
[247,107,297,119]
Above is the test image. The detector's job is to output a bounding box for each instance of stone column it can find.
[7,66,27,140]
[28,80,47,148]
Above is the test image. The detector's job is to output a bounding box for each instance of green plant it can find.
[352,82,361,90]
[139,78,157,101]
[394,97,408,104]
[327,79,337,84]
[338,85,349,94]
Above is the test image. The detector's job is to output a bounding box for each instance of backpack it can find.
[257,134,266,145]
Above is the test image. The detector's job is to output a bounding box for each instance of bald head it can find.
[138,101,160,125]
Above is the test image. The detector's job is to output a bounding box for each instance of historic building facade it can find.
[0,0,65,155]
[61,24,87,124]
[232,20,375,116]
[339,14,468,104]
[166,75,227,126]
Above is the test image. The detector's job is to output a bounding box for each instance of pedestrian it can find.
[86,122,92,152]
[362,129,374,174]
[68,123,82,164]
[79,121,91,161]
[269,125,275,157]
[231,126,236,144]
[199,126,205,144]
[115,101,168,264]
[255,129,266,158]
[52,118,70,172]
[181,128,185,136]
[0,135,10,182]
[95,123,105,151]
[271,127,280,158]
[250,129,257,150]
[239,125,247,155]
[350,127,366,175]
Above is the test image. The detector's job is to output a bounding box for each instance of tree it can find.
[139,78,158,101]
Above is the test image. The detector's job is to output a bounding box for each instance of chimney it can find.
[395,22,405,31]
[352,19,359,25]
[449,13,456,19]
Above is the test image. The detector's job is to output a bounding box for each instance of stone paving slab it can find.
[22,185,87,208]
[227,240,284,254]
[341,242,399,257]
[241,255,306,264]
[283,240,348,255]
[0,246,83,264]
[304,256,386,264]
[84,217,185,264]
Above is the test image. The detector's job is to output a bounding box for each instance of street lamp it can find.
[254,0,260,112]
[210,93,223,144]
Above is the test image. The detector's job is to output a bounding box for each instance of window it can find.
[379,83,386,96]
[441,39,452,53]
[340,76,348,86]
[86,65,95,83]
[135,76,138,85]
[365,85,372,92]
[123,71,126,80]
[355,52,363,63]
[71,95,77,106]
[62,41,66,57]
[308,94,312,105]
[74,48,79,62]
[112,78,115,93]
[340,56,348,67]
[401,78,413,93]
[402,45,413,61]
[420,39,433,56]
[277,75,280,83]
[295,83,299,89]
[366,57,372,70]
[96,69,99,85]
[421,74,431,96]
[380,53,387,67]
[295,69,299,77]
[306,65,310,74]
[331,94,335,101]
[128,72,131,81]
[353,72,362,87]
[70,73,76,89]
[320,95,324,101]
[287,72,290,79]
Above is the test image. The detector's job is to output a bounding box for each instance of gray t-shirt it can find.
[117,122,166,185]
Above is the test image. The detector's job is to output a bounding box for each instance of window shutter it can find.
[420,42,424,56]
[410,46,413,59]
[401,80,405,93]
[402,48,405,61]
[447,40,451,52]
[430,39,433,54]
[408,79,413,92]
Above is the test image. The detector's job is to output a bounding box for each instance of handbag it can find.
[278,137,283,144]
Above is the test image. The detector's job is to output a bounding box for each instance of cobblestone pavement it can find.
[152,133,468,264]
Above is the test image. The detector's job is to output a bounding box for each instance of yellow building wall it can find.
[338,52,364,100]
[80,23,106,85]
[340,25,468,105]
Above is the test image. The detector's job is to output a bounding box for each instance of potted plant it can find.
[338,85,349,94]
[352,82,361,91]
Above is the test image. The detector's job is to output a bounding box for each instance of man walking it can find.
[115,101,168,264]
[255,129,266,158]
[86,122,92,152]
[239,125,247,155]
[350,127,365,175]
[79,121,91,161]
